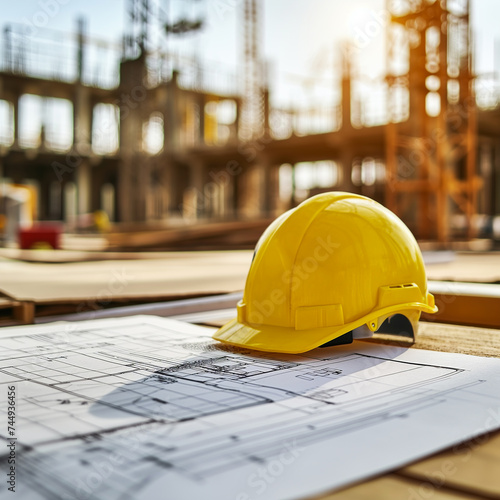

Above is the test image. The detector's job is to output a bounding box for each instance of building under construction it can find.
[1,0,499,244]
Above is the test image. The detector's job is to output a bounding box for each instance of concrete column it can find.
[118,160,134,222]
[495,140,500,216]
[339,149,356,193]
[234,98,241,141]
[64,182,77,227]
[207,163,240,219]
[76,159,91,215]
[197,94,205,146]
[237,162,264,218]
[221,166,235,218]
[118,54,147,222]
[190,160,206,218]
[12,94,20,147]
[165,71,181,150]
[49,180,62,219]
[180,160,206,220]
[101,183,115,221]
[160,161,174,216]
[137,158,150,221]
[73,17,92,153]
[262,157,279,217]
[73,86,92,154]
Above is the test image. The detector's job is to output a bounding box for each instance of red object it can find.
[19,224,62,250]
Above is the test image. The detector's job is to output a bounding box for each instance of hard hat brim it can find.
[213,300,437,354]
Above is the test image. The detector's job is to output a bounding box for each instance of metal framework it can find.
[242,0,264,140]
[385,0,479,243]
[125,0,150,58]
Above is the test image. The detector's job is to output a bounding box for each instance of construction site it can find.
[0,0,499,250]
[2,3,500,500]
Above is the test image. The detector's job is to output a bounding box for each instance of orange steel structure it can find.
[385,0,480,242]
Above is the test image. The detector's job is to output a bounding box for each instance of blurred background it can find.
[0,0,499,252]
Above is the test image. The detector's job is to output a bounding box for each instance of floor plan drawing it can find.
[1,316,500,500]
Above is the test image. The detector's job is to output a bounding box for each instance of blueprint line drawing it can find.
[0,315,500,500]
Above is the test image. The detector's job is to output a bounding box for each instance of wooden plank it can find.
[106,219,272,251]
[426,252,500,283]
[399,431,500,499]
[0,251,252,304]
[0,289,35,325]
[419,321,500,357]
[311,475,484,500]
[365,322,500,358]
[37,297,242,324]
[422,293,500,329]
[425,282,500,329]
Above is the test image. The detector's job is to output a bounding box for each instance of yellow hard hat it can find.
[213,192,437,354]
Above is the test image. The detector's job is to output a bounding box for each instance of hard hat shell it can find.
[213,192,437,354]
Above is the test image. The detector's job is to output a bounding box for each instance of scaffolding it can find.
[385,0,480,242]
[242,0,265,140]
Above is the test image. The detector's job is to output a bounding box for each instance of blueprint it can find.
[1,315,500,500]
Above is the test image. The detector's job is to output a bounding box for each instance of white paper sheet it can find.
[1,316,500,500]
